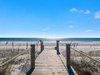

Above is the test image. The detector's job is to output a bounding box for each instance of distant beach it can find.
[0,38,100,41]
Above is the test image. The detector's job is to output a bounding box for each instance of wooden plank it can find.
[32,50,69,75]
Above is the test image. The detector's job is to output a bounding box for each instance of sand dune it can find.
[0,41,100,74]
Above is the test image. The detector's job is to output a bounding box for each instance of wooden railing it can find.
[0,49,29,67]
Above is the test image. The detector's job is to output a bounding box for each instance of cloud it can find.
[69,8,90,14]
[94,11,100,19]
[85,29,94,32]
[68,25,74,28]
[69,8,78,12]
[84,10,90,14]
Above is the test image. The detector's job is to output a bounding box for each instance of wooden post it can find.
[56,40,59,50]
[26,42,28,49]
[66,44,70,67]
[31,44,35,69]
[11,42,14,57]
[40,40,44,52]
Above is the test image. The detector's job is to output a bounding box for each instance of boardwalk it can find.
[32,49,69,75]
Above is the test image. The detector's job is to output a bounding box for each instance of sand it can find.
[0,41,100,74]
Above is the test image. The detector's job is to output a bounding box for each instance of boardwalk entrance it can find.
[30,41,77,75]
[32,49,69,75]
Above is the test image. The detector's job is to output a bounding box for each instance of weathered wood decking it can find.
[32,49,69,75]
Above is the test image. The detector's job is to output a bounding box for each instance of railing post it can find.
[55,40,60,55]
[31,44,35,69]
[26,42,28,49]
[40,40,44,52]
[11,42,14,57]
[66,44,70,67]
[56,40,59,50]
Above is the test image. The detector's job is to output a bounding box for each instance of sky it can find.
[0,0,100,38]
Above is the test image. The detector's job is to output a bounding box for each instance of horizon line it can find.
[0,36,100,39]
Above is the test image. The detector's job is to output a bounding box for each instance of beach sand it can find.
[0,41,100,74]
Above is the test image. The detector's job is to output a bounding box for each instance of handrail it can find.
[0,40,38,67]
[71,47,100,63]
[0,49,29,67]
[58,55,68,71]
[59,43,100,46]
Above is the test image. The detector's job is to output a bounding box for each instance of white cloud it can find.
[69,8,90,14]
[84,10,90,14]
[94,11,100,19]
[68,25,74,28]
[85,29,94,32]
[69,8,78,12]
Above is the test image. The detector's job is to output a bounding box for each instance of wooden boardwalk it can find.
[32,49,69,75]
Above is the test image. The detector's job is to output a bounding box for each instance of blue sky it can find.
[0,0,100,38]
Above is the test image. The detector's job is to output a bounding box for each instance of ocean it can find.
[0,38,100,41]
